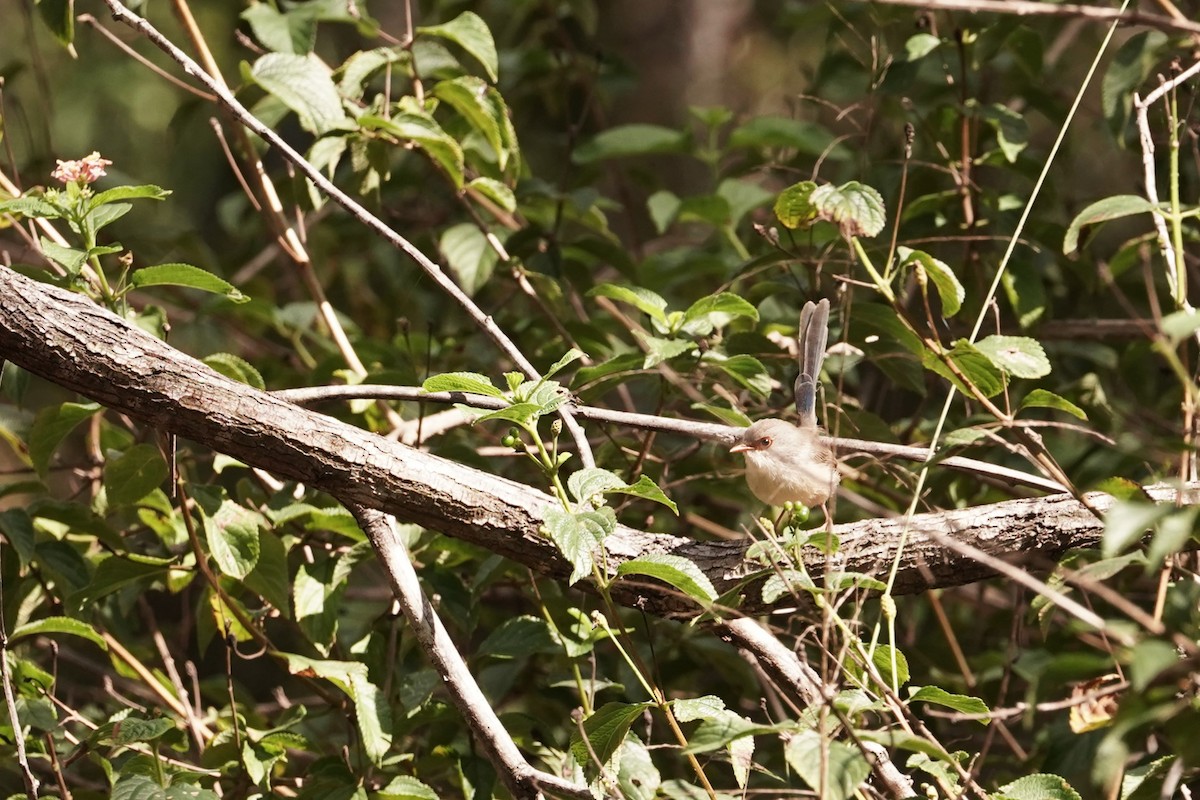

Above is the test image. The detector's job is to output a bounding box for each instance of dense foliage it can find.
[0,1,1199,798]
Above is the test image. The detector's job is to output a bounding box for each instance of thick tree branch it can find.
[1,265,1195,621]
[865,0,1200,38]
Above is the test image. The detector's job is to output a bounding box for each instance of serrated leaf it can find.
[681,292,759,333]
[784,730,872,800]
[203,353,266,390]
[774,180,820,229]
[105,716,177,745]
[573,124,688,164]
[908,686,990,719]
[570,701,653,768]
[131,264,247,302]
[923,340,1006,397]
[433,76,513,170]
[567,468,627,504]
[40,238,88,275]
[360,112,465,187]
[611,475,678,515]
[810,181,887,238]
[897,247,964,317]
[543,506,613,585]
[417,11,498,82]
[544,348,586,380]
[89,185,171,206]
[976,335,1051,379]
[671,695,726,722]
[467,176,516,213]
[250,53,352,135]
[1020,389,1087,420]
[422,372,503,397]
[996,774,1082,800]
[105,443,168,507]
[761,568,815,603]
[11,615,107,649]
[204,500,262,580]
[588,283,668,323]
[474,402,541,426]
[1063,195,1159,255]
[378,775,440,800]
[635,332,696,369]
[617,554,716,604]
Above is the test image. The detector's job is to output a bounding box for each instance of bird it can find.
[730,299,840,509]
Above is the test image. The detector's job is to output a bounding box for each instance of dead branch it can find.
[0,265,1194,621]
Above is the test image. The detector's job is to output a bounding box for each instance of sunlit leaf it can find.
[617,554,716,604]
[417,11,499,82]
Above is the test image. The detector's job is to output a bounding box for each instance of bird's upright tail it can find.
[794,298,830,430]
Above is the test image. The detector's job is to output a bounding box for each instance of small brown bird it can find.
[731,299,840,508]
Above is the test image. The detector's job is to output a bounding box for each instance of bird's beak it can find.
[729,442,752,453]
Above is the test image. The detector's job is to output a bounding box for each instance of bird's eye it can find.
[758,437,772,448]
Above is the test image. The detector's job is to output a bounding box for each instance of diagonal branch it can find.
[98,0,596,469]
[2,264,1196,623]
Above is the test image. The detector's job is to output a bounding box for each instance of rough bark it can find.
[0,265,1193,619]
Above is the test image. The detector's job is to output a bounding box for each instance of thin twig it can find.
[273,383,1068,493]
[349,507,592,800]
[100,0,596,469]
[866,0,1200,37]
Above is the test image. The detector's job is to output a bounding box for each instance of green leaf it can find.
[774,180,819,229]
[361,112,465,188]
[923,340,1006,397]
[976,102,1029,162]
[131,264,247,302]
[203,353,266,390]
[636,332,696,369]
[544,348,586,380]
[67,554,173,615]
[776,180,886,238]
[996,774,1082,800]
[761,568,815,603]
[377,775,440,800]
[647,190,681,233]
[422,372,503,397]
[36,0,74,46]
[681,292,759,334]
[204,500,262,580]
[1063,195,1159,255]
[543,506,615,585]
[241,3,315,54]
[104,443,168,507]
[89,185,171,206]
[617,554,717,604]
[570,701,653,768]
[467,177,516,213]
[417,11,499,82]
[897,247,964,317]
[29,401,102,477]
[0,509,37,566]
[12,615,106,649]
[104,715,177,745]
[728,117,847,159]
[976,335,1051,379]
[439,222,500,295]
[478,615,559,659]
[1020,389,1087,420]
[784,730,872,800]
[280,654,392,764]
[905,32,941,60]
[692,402,752,427]
[1103,499,1168,557]
[588,283,668,323]
[1160,309,1200,345]
[684,711,770,753]
[709,353,772,397]
[908,686,990,719]
[474,402,541,426]
[573,124,689,164]
[432,76,513,170]
[567,467,626,504]
[249,53,352,135]
[612,475,678,515]
[40,238,88,275]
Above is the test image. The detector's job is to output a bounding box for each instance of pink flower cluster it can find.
[51,152,113,185]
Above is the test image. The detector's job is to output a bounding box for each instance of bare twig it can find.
[98,0,596,469]
[865,0,1200,38]
[350,507,591,800]
[273,383,1068,493]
